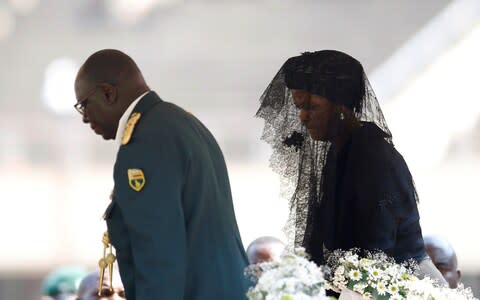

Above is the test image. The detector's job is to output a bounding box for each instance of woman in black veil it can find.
[256,50,446,284]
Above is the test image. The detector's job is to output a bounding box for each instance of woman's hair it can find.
[283,50,365,112]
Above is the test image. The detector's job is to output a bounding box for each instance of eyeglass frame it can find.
[74,86,99,115]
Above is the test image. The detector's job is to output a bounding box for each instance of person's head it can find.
[42,266,87,300]
[283,50,365,141]
[424,235,461,288]
[74,49,149,140]
[76,270,125,300]
[246,236,285,264]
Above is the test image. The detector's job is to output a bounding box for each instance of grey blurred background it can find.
[0,0,479,299]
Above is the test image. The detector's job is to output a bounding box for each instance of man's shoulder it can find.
[117,102,204,155]
[139,100,192,128]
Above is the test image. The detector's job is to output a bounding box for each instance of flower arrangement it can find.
[406,277,477,300]
[325,249,478,300]
[245,247,478,300]
[325,249,414,300]
[246,248,328,300]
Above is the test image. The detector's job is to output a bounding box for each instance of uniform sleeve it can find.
[115,137,188,299]
[105,200,137,300]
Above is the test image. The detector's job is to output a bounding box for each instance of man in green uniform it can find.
[73,49,250,299]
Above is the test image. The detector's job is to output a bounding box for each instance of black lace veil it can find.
[256,50,392,262]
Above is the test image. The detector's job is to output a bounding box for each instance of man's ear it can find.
[457,269,462,282]
[99,82,117,105]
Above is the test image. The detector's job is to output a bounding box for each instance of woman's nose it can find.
[299,109,309,124]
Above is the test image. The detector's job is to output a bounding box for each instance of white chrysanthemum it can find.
[353,283,367,294]
[346,254,359,267]
[405,276,480,300]
[359,258,374,268]
[376,281,387,295]
[348,269,362,281]
[390,294,403,300]
[368,267,381,280]
[382,265,396,277]
[363,291,372,299]
[323,249,475,300]
[388,283,400,295]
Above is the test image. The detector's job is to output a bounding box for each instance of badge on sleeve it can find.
[128,168,146,192]
[121,112,142,145]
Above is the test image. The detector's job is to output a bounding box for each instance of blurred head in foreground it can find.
[42,266,87,300]
[246,236,285,264]
[76,269,124,300]
[424,235,461,288]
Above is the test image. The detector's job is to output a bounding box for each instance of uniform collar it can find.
[114,91,162,145]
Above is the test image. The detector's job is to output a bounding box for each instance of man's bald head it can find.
[74,49,150,140]
[424,235,461,288]
[246,236,285,264]
[77,49,146,87]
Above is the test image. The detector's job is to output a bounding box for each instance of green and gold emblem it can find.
[128,168,145,192]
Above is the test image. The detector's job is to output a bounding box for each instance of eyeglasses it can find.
[74,87,98,115]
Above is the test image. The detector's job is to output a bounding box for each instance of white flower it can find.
[390,294,403,300]
[324,249,478,300]
[405,277,479,300]
[388,283,400,295]
[376,281,387,295]
[348,269,362,281]
[368,267,382,280]
[246,250,328,300]
[359,258,374,268]
[294,247,307,257]
[363,291,372,299]
[346,254,359,267]
[335,265,345,276]
[353,283,367,294]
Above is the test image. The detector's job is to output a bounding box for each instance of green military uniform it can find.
[103,91,250,299]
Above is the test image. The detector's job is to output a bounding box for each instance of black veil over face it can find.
[256,50,392,261]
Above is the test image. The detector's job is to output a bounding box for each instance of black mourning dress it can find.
[256,50,427,266]
[311,122,426,265]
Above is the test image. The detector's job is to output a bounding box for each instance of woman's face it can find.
[291,89,333,141]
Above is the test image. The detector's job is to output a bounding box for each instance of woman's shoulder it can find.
[348,122,417,212]
[349,122,397,166]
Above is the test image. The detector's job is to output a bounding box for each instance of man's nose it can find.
[82,112,90,124]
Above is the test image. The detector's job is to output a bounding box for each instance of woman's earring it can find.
[340,112,345,120]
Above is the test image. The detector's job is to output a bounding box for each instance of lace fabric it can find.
[256,50,398,262]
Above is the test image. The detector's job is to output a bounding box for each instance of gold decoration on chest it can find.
[121,112,142,145]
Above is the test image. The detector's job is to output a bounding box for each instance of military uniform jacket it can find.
[104,91,250,299]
